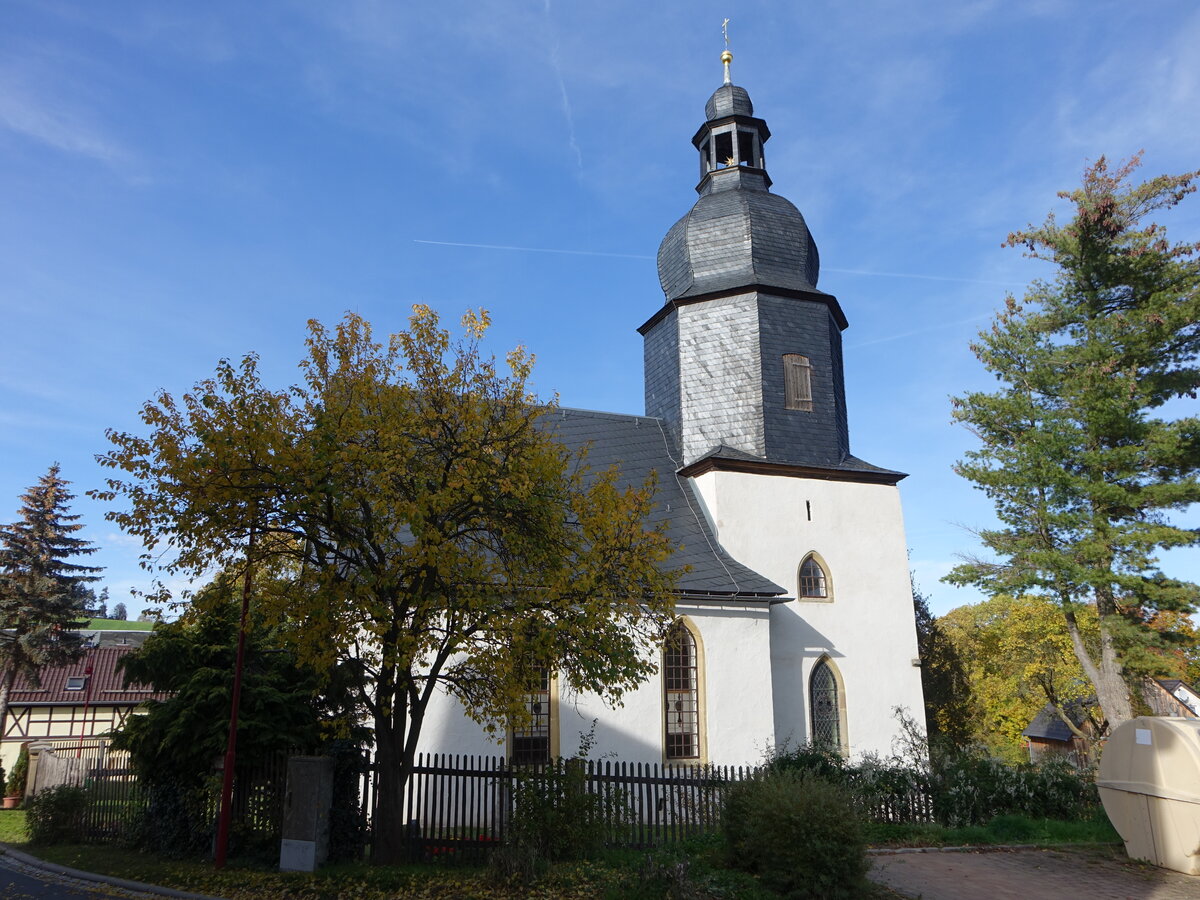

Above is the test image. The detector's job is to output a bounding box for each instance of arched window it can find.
[798,554,829,600]
[511,665,554,764]
[810,658,845,754]
[664,621,701,760]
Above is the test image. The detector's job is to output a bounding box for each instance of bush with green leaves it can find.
[6,744,28,798]
[506,757,630,862]
[722,770,869,900]
[932,754,1097,826]
[26,785,89,845]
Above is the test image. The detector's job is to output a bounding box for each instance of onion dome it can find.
[657,81,821,303]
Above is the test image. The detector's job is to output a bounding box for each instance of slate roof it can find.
[657,184,823,303]
[8,646,166,705]
[705,84,754,119]
[1022,702,1090,743]
[542,407,785,599]
[684,445,907,483]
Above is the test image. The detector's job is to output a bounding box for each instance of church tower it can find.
[642,59,893,482]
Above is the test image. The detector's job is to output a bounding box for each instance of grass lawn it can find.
[19,843,792,900]
[0,810,26,843]
[2,811,1116,899]
[85,618,154,631]
[865,812,1121,848]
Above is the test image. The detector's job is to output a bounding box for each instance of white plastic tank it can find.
[1097,716,1200,875]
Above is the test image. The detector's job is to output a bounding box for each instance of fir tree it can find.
[0,464,99,734]
[948,155,1200,734]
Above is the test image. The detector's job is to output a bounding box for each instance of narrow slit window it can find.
[664,623,700,760]
[512,666,552,765]
[699,139,712,176]
[784,354,813,410]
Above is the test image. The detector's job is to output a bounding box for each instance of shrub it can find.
[765,743,851,783]
[506,757,629,862]
[722,770,869,900]
[932,754,1098,826]
[26,785,88,845]
[6,745,28,798]
[123,778,214,856]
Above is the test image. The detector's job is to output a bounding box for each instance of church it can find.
[419,57,926,767]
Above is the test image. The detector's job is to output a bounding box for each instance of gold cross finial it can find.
[721,18,733,84]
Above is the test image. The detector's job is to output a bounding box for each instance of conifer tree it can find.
[948,155,1200,734]
[0,464,99,734]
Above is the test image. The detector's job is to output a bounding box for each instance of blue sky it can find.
[1,0,1197,617]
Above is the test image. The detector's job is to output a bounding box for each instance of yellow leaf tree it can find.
[939,594,1101,762]
[95,308,680,863]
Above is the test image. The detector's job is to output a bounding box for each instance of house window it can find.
[798,555,829,600]
[511,666,553,765]
[664,621,701,760]
[65,676,87,691]
[783,354,813,410]
[810,659,843,754]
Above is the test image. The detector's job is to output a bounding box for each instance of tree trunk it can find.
[371,711,408,866]
[1063,606,1133,733]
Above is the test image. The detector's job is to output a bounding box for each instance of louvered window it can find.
[512,666,552,765]
[810,660,842,753]
[784,354,813,410]
[664,623,700,760]
[799,556,828,599]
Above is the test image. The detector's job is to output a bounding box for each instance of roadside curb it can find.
[869,844,1042,856]
[0,843,227,900]
[868,842,1121,856]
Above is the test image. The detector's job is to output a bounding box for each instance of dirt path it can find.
[868,846,1200,899]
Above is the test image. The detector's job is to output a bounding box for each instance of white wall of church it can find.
[415,600,776,768]
[690,470,926,759]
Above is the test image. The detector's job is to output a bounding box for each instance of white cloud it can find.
[0,76,128,166]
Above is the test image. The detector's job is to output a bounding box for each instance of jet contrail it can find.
[414,240,653,260]
[415,240,1026,287]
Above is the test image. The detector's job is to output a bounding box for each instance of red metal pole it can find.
[214,521,255,869]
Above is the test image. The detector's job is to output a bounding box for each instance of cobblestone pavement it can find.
[869,847,1200,899]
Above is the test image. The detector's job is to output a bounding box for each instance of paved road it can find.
[0,853,178,900]
[870,847,1200,899]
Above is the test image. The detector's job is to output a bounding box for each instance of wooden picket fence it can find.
[403,753,753,860]
[55,750,934,856]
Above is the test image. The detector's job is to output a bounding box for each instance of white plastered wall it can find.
[416,600,775,768]
[690,469,926,759]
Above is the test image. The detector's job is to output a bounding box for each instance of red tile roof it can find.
[9,646,168,705]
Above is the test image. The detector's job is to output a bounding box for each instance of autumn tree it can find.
[912,583,973,754]
[95,308,680,863]
[948,155,1200,735]
[939,595,1101,762]
[0,465,98,735]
